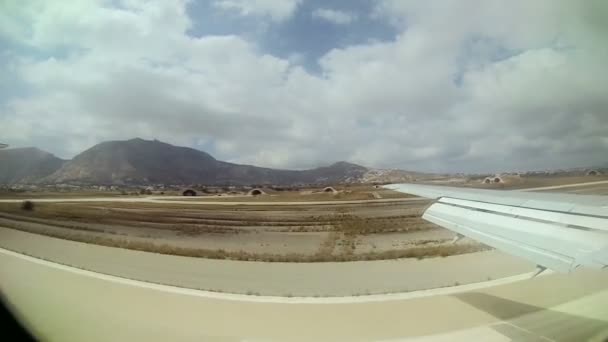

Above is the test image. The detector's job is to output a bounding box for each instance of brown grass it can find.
[332,210,435,235]
[0,199,484,262]
[161,190,412,203]
[0,202,433,235]
[315,231,340,257]
[0,191,131,199]
[0,221,488,262]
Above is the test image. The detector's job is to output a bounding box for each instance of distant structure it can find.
[248,188,266,196]
[483,176,504,184]
[0,143,7,149]
[322,186,338,194]
[586,169,601,176]
[182,189,197,196]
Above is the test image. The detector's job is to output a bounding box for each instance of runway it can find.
[1,247,607,341]
[1,181,607,340]
[0,227,533,296]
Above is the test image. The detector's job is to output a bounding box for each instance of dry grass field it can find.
[0,190,130,199]
[0,187,487,262]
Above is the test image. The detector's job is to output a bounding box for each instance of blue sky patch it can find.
[186,0,397,72]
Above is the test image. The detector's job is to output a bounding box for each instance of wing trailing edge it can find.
[384,184,608,272]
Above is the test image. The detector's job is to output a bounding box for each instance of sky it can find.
[0,0,607,173]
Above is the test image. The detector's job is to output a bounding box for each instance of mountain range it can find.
[0,147,66,184]
[0,138,384,186]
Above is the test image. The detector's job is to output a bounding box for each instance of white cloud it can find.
[213,0,302,22]
[1,0,607,172]
[312,8,357,25]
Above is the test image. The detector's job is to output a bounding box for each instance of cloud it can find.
[213,0,302,22]
[0,0,607,173]
[312,8,357,25]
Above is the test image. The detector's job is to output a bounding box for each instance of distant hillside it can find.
[0,147,65,184]
[43,139,218,185]
[41,138,369,185]
[215,160,369,185]
[360,169,426,184]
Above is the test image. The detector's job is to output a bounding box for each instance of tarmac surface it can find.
[1,248,607,341]
[0,227,533,296]
[2,181,607,340]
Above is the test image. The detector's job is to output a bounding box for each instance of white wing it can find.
[384,184,608,273]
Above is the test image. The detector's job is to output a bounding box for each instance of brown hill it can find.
[42,138,368,185]
[0,147,65,184]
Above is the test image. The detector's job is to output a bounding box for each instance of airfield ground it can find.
[0,186,483,262]
[0,177,605,263]
[1,178,605,262]
[0,177,604,297]
[0,177,606,341]
[2,248,605,341]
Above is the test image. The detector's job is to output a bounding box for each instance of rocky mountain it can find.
[0,147,65,184]
[39,138,369,185]
[42,138,218,185]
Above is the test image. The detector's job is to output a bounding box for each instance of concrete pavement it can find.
[2,181,608,340]
[1,248,607,341]
[0,227,534,296]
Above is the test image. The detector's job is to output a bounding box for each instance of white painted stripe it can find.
[0,247,542,304]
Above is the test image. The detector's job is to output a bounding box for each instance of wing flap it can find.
[440,197,608,231]
[385,183,608,272]
[425,203,576,272]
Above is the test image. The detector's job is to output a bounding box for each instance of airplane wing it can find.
[384,183,608,273]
